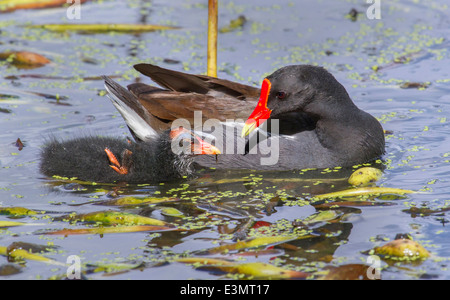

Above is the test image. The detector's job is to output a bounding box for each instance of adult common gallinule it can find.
[40,64,385,182]
[201,64,386,170]
[111,63,384,169]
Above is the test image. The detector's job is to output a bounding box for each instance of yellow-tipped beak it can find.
[241,119,257,138]
[241,78,272,137]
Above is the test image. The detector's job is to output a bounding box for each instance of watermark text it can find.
[66,255,81,279]
[66,0,81,20]
[366,0,381,20]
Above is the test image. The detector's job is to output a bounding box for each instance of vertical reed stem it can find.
[207,0,218,77]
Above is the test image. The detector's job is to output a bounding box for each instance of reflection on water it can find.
[0,0,449,280]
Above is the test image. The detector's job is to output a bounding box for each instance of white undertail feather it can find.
[104,82,159,142]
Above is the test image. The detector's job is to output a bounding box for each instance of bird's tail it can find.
[103,76,159,142]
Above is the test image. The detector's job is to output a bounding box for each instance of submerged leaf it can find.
[202,235,309,254]
[177,257,308,279]
[27,23,179,33]
[200,262,308,279]
[233,248,283,257]
[8,241,58,254]
[321,264,376,280]
[159,207,184,218]
[176,257,234,266]
[312,187,415,201]
[87,261,143,274]
[0,107,12,113]
[41,225,178,236]
[7,249,64,265]
[403,205,450,217]
[400,82,430,89]
[301,210,340,225]
[0,206,40,217]
[0,244,64,266]
[61,210,172,227]
[314,201,394,209]
[0,264,22,276]
[0,221,28,227]
[98,196,178,206]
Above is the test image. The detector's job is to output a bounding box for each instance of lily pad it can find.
[371,238,430,261]
[348,167,383,187]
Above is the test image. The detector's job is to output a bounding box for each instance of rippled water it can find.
[0,0,449,280]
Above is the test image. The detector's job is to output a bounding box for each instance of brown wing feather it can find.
[130,89,257,122]
[128,63,261,131]
[133,63,260,100]
[134,63,210,94]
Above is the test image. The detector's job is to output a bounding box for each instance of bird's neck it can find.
[315,109,385,161]
[315,116,358,150]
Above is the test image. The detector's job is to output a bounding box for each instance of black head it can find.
[242,65,358,137]
[265,65,356,119]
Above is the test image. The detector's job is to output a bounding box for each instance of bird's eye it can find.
[276,91,286,100]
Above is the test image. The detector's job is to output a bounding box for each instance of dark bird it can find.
[40,127,220,183]
[39,64,385,183]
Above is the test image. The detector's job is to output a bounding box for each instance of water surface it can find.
[0,0,449,280]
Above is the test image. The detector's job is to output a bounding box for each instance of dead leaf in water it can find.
[371,238,430,261]
[86,261,144,274]
[15,138,24,151]
[400,82,430,89]
[59,210,172,227]
[0,0,89,12]
[0,107,12,113]
[0,51,50,68]
[176,257,308,279]
[0,206,40,217]
[96,196,179,206]
[200,262,309,279]
[0,245,64,266]
[176,257,234,266]
[320,264,376,280]
[27,23,179,33]
[0,221,28,227]
[314,201,394,209]
[312,187,415,201]
[403,205,450,217]
[40,225,178,236]
[27,91,68,101]
[201,235,310,255]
